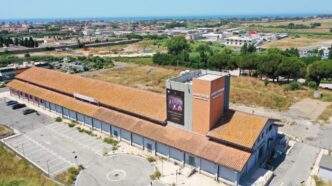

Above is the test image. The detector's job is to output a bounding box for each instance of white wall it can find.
[319,168,332,182]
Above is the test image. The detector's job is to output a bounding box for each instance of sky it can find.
[1,0,332,19]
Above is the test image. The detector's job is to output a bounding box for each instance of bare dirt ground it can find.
[287,98,331,121]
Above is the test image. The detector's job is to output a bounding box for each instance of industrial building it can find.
[7,67,278,185]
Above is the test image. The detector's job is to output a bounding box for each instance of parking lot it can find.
[0,98,163,185]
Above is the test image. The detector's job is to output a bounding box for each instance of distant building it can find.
[225,36,259,47]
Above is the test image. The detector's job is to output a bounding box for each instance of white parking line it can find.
[45,124,102,155]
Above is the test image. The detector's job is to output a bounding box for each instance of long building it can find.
[7,67,278,185]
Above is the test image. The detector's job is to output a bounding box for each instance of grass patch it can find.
[317,104,332,122]
[312,175,332,186]
[103,137,120,151]
[0,124,10,136]
[55,166,84,185]
[76,127,95,136]
[146,156,156,163]
[55,117,62,122]
[0,144,59,186]
[112,56,153,65]
[149,170,161,180]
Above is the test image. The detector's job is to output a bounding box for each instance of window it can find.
[147,143,152,152]
[188,156,195,166]
[113,130,118,137]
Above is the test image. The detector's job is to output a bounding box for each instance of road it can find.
[270,142,320,186]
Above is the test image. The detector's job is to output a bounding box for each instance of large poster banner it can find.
[167,89,184,125]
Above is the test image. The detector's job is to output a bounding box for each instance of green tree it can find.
[329,45,332,60]
[307,60,332,86]
[277,57,305,82]
[166,36,189,56]
[258,53,283,82]
[196,44,213,68]
[237,53,260,76]
[208,52,231,71]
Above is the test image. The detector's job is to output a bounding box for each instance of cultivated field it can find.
[0,144,59,186]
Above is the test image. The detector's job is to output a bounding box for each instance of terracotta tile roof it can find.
[7,80,99,117]
[207,110,268,150]
[8,80,251,172]
[15,67,166,122]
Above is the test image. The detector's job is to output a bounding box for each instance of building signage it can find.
[167,89,184,125]
[73,93,99,104]
[193,88,224,101]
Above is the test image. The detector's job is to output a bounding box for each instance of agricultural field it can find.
[0,144,59,186]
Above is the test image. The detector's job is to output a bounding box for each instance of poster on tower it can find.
[167,89,184,125]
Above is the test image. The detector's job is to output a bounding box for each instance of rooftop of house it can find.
[207,110,269,150]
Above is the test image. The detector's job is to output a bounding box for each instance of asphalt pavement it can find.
[269,142,320,186]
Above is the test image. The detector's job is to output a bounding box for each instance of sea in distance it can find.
[0,13,326,24]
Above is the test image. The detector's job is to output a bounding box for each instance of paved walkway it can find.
[269,142,320,186]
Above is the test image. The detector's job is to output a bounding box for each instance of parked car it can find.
[23,109,36,115]
[6,100,18,106]
[12,104,26,110]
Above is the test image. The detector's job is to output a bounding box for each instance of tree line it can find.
[153,36,332,86]
[0,37,39,48]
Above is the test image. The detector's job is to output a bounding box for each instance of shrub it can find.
[77,127,84,133]
[55,117,62,122]
[307,81,318,89]
[150,170,161,180]
[68,123,75,128]
[103,137,118,146]
[287,81,302,90]
[264,79,269,87]
[146,156,156,163]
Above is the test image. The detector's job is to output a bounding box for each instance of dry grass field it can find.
[87,64,180,93]
[87,64,332,113]
[230,76,312,110]
[0,144,59,186]
[262,37,332,49]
